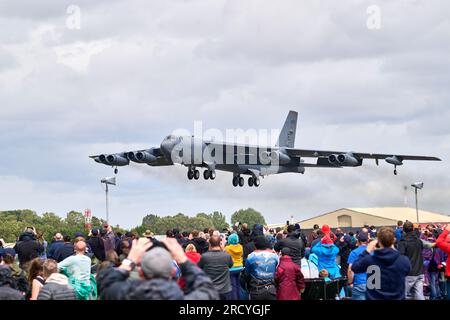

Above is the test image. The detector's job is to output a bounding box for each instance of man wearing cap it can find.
[347,231,370,300]
[96,237,219,300]
[88,229,105,262]
[274,225,305,267]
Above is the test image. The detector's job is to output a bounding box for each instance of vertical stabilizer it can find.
[275,111,298,148]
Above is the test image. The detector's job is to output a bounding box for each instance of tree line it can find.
[0,208,267,243]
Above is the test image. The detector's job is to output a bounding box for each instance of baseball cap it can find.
[140,247,173,279]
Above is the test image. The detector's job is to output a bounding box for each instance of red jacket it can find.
[436,229,450,277]
[275,255,305,300]
[178,252,201,289]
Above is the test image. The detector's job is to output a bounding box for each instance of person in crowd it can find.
[398,221,433,300]
[198,235,233,300]
[335,231,353,279]
[58,240,97,300]
[243,236,279,300]
[274,225,305,266]
[369,226,377,238]
[311,226,341,279]
[395,220,404,245]
[238,223,251,246]
[47,233,64,260]
[97,237,219,300]
[14,227,43,268]
[347,231,370,300]
[36,231,47,260]
[119,239,131,262]
[0,267,24,300]
[88,229,105,262]
[310,230,324,249]
[54,235,75,263]
[37,259,76,300]
[0,253,29,295]
[307,224,320,247]
[352,227,411,300]
[275,247,305,300]
[224,233,244,300]
[319,269,331,282]
[178,244,202,289]
[0,239,16,258]
[189,230,209,254]
[436,224,450,300]
[102,224,116,256]
[27,257,45,300]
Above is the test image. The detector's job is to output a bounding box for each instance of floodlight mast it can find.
[411,182,424,223]
[101,177,116,224]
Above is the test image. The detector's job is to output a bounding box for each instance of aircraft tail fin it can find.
[276,110,298,148]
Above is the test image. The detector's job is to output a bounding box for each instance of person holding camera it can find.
[13,227,43,269]
[96,237,219,300]
[351,227,411,300]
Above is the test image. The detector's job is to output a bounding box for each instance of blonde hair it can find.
[185,244,197,253]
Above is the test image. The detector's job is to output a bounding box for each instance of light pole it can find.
[411,182,424,223]
[101,177,116,224]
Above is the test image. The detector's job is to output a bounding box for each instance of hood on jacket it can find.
[373,248,401,265]
[130,278,184,300]
[45,273,70,286]
[18,232,36,242]
[226,243,243,255]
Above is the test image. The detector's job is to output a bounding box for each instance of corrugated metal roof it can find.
[348,207,450,223]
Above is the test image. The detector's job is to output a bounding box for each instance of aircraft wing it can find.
[90,147,173,169]
[285,148,441,162]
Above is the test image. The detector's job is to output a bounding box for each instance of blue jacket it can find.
[48,240,64,260]
[311,242,341,279]
[395,228,403,244]
[352,248,411,300]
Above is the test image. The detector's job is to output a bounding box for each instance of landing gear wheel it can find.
[203,170,210,180]
[232,177,239,187]
[238,177,244,187]
[114,168,118,174]
[394,169,398,176]
[248,177,254,187]
[194,170,200,180]
[188,170,194,180]
[209,171,216,180]
[254,177,260,187]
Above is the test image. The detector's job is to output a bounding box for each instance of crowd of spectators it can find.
[0,220,449,300]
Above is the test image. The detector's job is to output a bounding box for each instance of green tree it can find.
[210,211,229,231]
[231,208,266,228]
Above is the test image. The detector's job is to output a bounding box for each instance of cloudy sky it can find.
[1,0,449,229]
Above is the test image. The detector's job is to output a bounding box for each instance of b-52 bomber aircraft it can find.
[90,111,441,187]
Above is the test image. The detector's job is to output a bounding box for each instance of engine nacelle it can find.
[385,156,403,166]
[337,153,361,167]
[105,154,129,166]
[268,151,291,165]
[328,154,339,165]
[133,151,157,164]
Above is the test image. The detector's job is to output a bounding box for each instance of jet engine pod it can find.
[106,154,130,166]
[385,156,403,166]
[269,151,292,165]
[337,153,361,167]
[328,154,339,165]
[134,151,157,164]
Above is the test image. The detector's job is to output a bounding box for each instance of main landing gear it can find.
[187,167,200,180]
[188,167,215,181]
[232,175,260,187]
[394,165,398,176]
